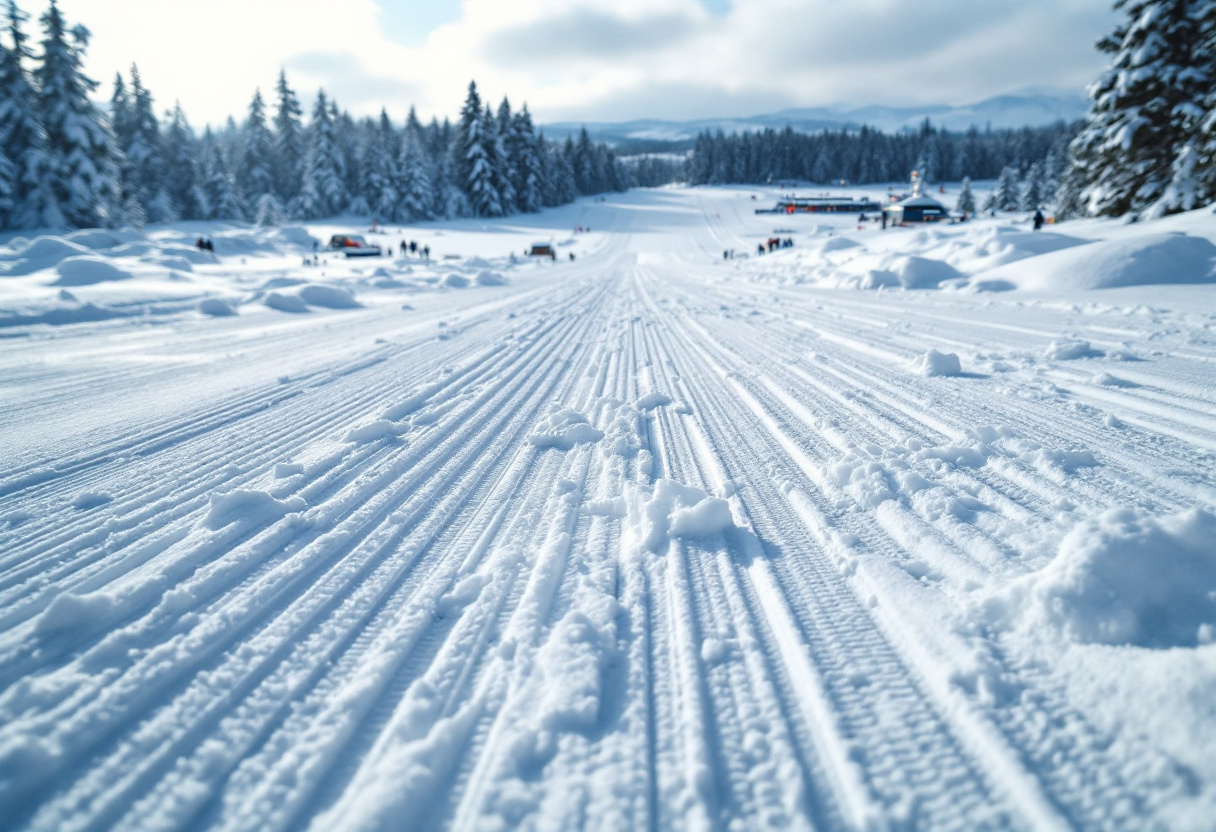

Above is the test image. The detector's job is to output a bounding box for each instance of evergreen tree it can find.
[358,109,398,221]
[35,0,117,227]
[956,176,976,217]
[511,106,543,213]
[200,128,245,220]
[300,89,346,217]
[1071,0,1208,216]
[253,192,286,227]
[239,89,274,206]
[272,69,303,205]
[493,97,517,214]
[984,166,1021,212]
[159,103,201,220]
[397,106,433,220]
[1020,161,1047,210]
[0,0,58,228]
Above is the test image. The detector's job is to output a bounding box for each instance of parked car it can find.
[329,234,383,257]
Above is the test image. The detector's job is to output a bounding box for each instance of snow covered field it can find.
[3,185,1216,831]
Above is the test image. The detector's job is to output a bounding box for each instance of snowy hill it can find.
[544,89,1089,148]
[2,187,1216,831]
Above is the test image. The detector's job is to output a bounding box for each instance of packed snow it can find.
[2,185,1216,832]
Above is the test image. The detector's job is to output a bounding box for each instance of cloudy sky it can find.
[35,0,1117,127]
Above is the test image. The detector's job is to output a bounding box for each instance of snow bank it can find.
[1044,339,1101,360]
[529,409,604,450]
[440,273,470,289]
[911,349,962,377]
[992,508,1216,648]
[51,257,132,286]
[838,253,963,290]
[1,237,93,276]
[968,233,1216,292]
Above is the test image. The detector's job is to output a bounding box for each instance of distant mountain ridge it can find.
[543,89,1089,153]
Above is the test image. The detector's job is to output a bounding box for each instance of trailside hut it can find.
[887,195,947,224]
[757,196,880,214]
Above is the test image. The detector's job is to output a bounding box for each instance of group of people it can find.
[754,237,793,256]
[194,237,215,253]
[399,240,430,260]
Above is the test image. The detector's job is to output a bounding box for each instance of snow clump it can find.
[52,257,131,286]
[199,298,237,316]
[622,478,735,552]
[203,490,306,530]
[264,292,310,313]
[529,409,604,450]
[911,349,962,377]
[1045,339,1100,360]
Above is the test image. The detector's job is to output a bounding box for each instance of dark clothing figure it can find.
[881,211,888,230]
[758,243,765,256]
[1033,210,1045,231]
[422,245,430,261]
[409,240,417,254]
[569,252,576,261]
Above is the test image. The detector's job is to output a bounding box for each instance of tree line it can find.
[0,0,628,232]
[684,120,1079,194]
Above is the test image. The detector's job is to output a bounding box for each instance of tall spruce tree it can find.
[239,90,274,205]
[272,70,304,206]
[35,0,116,228]
[1070,0,1207,216]
[397,106,434,221]
[0,0,57,228]
[300,90,346,217]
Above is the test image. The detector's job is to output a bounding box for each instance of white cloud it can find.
[30,0,1115,127]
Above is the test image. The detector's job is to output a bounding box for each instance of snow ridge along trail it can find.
[3,187,1216,831]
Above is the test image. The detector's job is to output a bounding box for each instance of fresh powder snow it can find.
[2,185,1216,831]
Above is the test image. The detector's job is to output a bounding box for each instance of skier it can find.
[1033,209,1045,231]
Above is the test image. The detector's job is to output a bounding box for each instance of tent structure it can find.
[886,171,948,224]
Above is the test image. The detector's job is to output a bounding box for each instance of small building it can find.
[528,242,556,259]
[885,171,947,224]
[887,195,948,224]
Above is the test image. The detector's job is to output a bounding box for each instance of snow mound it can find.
[474,270,506,286]
[271,226,316,249]
[840,253,962,289]
[911,349,962,377]
[299,284,360,309]
[441,273,470,288]
[623,479,735,553]
[52,257,132,286]
[996,508,1216,647]
[199,298,238,316]
[203,490,305,530]
[65,228,144,250]
[530,409,604,450]
[265,292,309,313]
[969,233,1216,292]
[926,227,1089,274]
[12,235,93,266]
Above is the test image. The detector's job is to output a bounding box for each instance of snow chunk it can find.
[52,257,132,286]
[71,491,112,510]
[343,420,406,444]
[529,409,604,450]
[199,298,237,316]
[1045,339,1100,360]
[911,349,962,377]
[634,391,673,411]
[264,292,309,313]
[623,478,735,552]
[299,284,360,309]
[203,489,305,530]
[998,508,1216,647]
[440,273,469,289]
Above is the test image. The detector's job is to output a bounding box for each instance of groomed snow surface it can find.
[3,185,1216,831]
